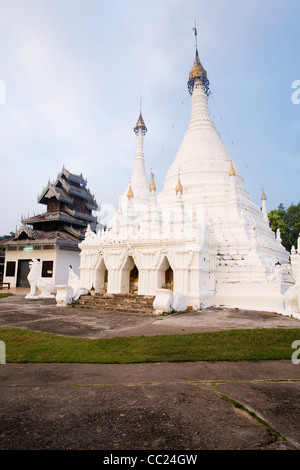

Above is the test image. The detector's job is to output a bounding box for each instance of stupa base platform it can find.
[73,293,155,315]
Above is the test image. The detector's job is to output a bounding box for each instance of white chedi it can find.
[77,45,299,318]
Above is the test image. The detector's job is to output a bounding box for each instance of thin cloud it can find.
[0,0,299,234]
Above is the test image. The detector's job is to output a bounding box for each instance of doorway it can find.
[16,259,31,288]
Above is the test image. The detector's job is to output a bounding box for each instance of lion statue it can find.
[25,259,55,299]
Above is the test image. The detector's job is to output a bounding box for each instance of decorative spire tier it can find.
[127,182,134,199]
[157,31,289,267]
[158,46,248,208]
[121,110,149,208]
[187,49,210,96]
[261,186,268,222]
[134,112,147,135]
[149,171,156,192]
[175,172,183,195]
[229,160,236,176]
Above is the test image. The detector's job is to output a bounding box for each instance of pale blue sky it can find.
[0,0,299,234]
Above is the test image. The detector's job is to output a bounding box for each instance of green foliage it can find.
[0,232,15,251]
[268,202,300,252]
[0,231,15,241]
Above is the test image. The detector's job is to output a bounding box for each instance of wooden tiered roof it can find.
[2,167,98,249]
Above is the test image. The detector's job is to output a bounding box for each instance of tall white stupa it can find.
[121,112,150,210]
[79,32,300,318]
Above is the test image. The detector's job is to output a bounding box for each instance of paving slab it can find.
[0,361,299,451]
[216,380,300,449]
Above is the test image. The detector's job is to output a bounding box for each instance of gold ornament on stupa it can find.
[175,172,183,194]
[149,171,156,192]
[261,186,267,201]
[229,160,236,176]
[134,112,147,135]
[187,49,209,96]
[189,50,206,81]
[127,182,134,199]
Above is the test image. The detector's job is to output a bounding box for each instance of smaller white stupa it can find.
[78,32,300,319]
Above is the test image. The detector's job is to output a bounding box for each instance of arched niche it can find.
[94,258,108,293]
[157,256,174,291]
[120,256,139,294]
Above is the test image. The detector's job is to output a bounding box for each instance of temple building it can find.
[78,41,300,317]
[1,167,98,287]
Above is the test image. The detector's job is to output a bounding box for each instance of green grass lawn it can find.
[0,327,299,364]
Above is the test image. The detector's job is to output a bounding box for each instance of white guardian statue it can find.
[25,259,55,299]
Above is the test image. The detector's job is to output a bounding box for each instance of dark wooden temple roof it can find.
[0,168,98,250]
[21,210,94,227]
[1,226,84,248]
[37,167,98,210]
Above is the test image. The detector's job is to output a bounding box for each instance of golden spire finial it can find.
[175,169,183,194]
[127,182,134,199]
[189,50,206,82]
[134,108,147,135]
[261,185,267,201]
[229,159,236,176]
[188,22,209,96]
[149,170,156,192]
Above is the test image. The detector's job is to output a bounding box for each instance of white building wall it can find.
[3,246,80,287]
[54,248,80,285]
[3,248,56,287]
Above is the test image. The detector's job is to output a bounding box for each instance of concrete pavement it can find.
[1,361,299,451]
[0,289,300,451]
[0,288,299,339]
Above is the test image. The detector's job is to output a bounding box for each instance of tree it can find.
[0,232,15,240]
[0,232,15,251]
[268,202,300,252]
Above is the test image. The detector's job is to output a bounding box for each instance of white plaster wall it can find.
[3,248,56,287]
[3,247,80,287]
[54,249,80,285]
[214,279,287,312]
